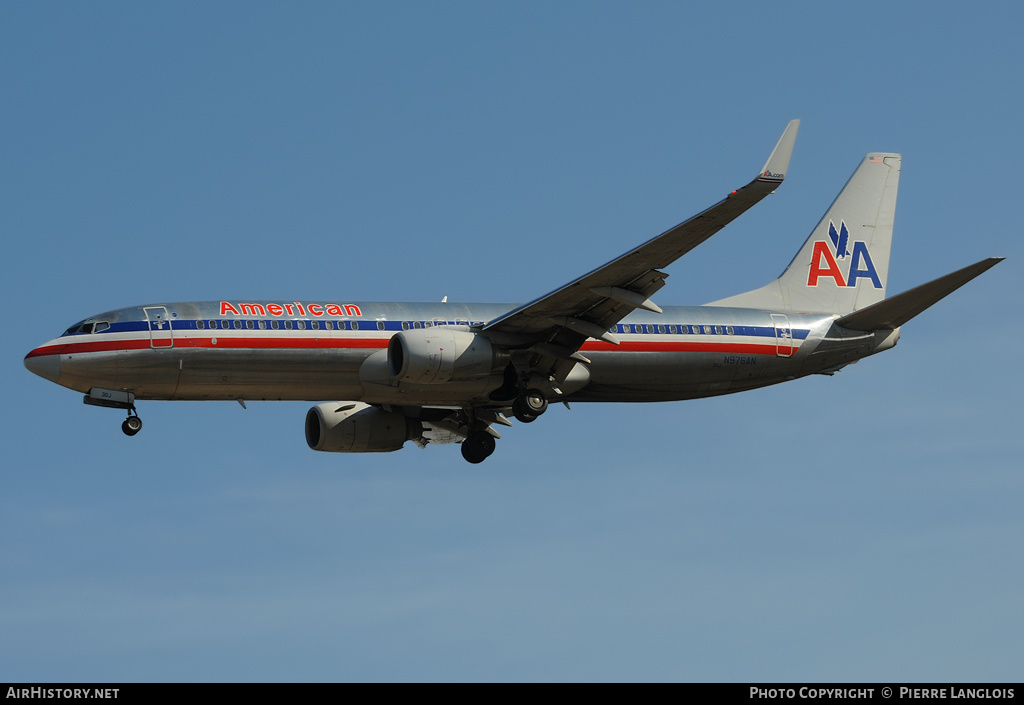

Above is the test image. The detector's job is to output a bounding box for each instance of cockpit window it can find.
[93,322,110,333]
[63,321,94,336]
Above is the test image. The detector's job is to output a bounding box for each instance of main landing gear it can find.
[461,430,496,464]
[460,388,550,464]
[511,388,548,424]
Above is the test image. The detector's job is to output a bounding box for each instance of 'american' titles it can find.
[219,301,363,318]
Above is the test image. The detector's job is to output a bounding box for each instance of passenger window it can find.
[414,321,422,329]
[285,320,293,330]
[324,321,333,330]
[234,320,242,329]
[726,326,734,335]
[352,321,359,330]
[714,325,722,335]
[246,320,254,329]
[271,320,279,330]
[297,321,305,330]
[658,325,666,334]
[197,320,205,330]
[703,325,712,334]
[259,320,267,329]
[377,321,385,331]
[311,320,319,330]
[402,321,410,330]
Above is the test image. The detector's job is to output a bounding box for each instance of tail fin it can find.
[710,153,901,314]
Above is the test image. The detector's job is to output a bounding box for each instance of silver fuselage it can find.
[25,300,898,406]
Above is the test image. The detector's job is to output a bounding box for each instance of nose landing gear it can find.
[121,413,143,437]
[83,388,143,437]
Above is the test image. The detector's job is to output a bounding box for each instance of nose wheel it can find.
[121,413,143,437]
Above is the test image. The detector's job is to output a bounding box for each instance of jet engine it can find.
[387,328,508,384]
[305,401,423,453]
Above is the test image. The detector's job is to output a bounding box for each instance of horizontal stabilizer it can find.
[836,257,1003,331]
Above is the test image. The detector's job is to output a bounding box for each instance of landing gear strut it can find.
[461,430,496,464]
[512,388,548,424]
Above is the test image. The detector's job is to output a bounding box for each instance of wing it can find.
[483,120,800,368]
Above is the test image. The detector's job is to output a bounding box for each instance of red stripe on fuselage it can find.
[30,335,792,358]
[25,337,389,357]
[581,340,783,355]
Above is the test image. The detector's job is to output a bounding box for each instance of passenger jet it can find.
[24,121,1002,463]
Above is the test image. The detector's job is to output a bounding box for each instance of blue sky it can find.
[2,2,1021,682]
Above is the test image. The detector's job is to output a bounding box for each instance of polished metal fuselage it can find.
[26,300,898,406]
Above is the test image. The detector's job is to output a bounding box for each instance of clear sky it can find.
[2,1,1021,682]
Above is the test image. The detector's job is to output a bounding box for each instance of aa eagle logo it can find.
[807,220,882,288]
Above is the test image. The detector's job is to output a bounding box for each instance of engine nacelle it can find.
[305,401,422,453]
[387,328,508,384]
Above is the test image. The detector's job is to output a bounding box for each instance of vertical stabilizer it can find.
[710,153,901,314]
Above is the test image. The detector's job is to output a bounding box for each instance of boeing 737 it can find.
[24,121,1002,463]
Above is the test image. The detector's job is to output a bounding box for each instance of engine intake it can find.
[387,328,508,384]
[305,402,422,453]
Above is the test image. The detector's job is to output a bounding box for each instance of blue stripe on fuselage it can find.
[61,319,810,340]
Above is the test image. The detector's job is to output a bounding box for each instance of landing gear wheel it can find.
[512,405,538,423]
[512,389,547,423]
[122,415,143,436]
[461,431,496,464]
[523,389,548,416]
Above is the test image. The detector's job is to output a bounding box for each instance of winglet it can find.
[757,119,800,184]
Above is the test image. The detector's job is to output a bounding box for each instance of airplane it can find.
[24,121,1003,464]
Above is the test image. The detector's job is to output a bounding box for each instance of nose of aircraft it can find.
[24,349,61,383]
